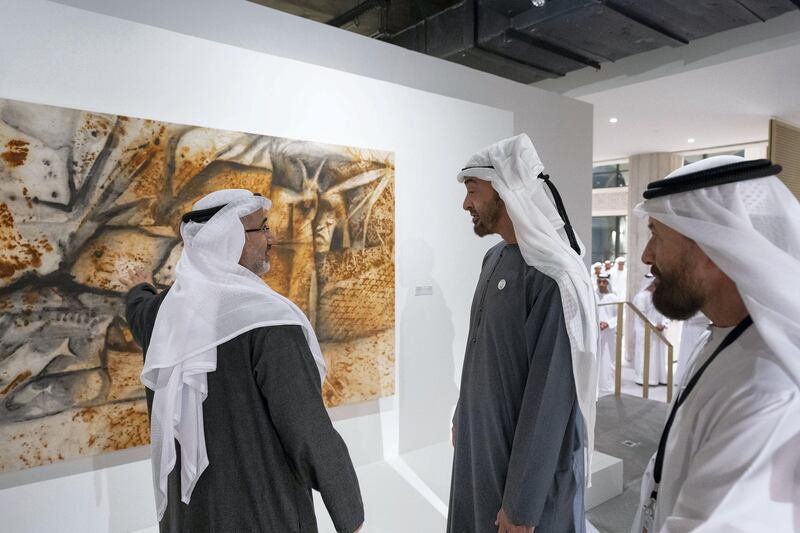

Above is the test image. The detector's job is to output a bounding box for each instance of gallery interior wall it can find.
[50,0,593,253]
[0,1,592,532]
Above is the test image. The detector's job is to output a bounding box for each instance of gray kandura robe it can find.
[448,242,584,533]
[126,283,364,533]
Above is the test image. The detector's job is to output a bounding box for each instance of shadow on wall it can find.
[398,240,458,454]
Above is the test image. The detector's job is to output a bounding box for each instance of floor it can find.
[612,361,674,403]
[312,391,669,533]
[313,445,452,533]
[136,364,672,533]
[587,394,668,533]
[309,356,675,533]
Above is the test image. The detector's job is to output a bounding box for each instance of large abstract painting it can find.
[0,98,395,473]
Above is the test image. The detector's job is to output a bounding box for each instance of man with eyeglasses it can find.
[123,189,364,533]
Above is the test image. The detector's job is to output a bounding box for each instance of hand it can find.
[495,508,534,533]
[599,321,608,331]
[353,522,363,533]
[451,425,456,447]
[121,265,154,291]
[656,324,666,332]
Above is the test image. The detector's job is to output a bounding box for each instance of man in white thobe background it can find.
[674,311,709,392]
[632,281,669,386]
[596,274,619,395]
[610,256,627,300]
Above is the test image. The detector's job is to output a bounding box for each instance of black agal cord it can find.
[181,193,264,224]
[643,159,781,200]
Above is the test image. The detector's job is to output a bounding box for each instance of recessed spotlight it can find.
[609,117,619,124]
[687,138,696,144]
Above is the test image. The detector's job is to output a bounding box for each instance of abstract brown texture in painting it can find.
[0,98,395,473]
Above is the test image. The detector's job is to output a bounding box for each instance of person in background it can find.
[590,261,603,290]
[596,274,620,395]
[632,278,669,386]
[674,311,709,393]
[610,256,627,300]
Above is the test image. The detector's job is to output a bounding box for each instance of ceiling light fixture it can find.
[531,0,546,7]
[609,117,618,124]
[687,138,696,144]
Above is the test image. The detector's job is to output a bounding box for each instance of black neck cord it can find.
[651,315,754,500]
[537,173,581,255]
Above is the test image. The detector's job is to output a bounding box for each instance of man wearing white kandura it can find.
[631,156,800,532]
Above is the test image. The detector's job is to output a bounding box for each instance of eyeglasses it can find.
[244,224,270,234]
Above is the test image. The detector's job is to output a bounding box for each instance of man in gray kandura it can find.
[449,135,598,533]
[124,189,363,532]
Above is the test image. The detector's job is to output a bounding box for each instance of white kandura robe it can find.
[632,324,800,532]
[674,311,709,391]
[633,289,669,385]
[597,291,620,395]
[610,268,627,301]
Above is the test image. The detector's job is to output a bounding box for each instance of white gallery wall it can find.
[0,1,592,531]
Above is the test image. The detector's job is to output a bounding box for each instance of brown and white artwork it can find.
[0,97,395,473]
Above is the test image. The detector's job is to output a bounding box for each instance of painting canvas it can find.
[0,98,395,473]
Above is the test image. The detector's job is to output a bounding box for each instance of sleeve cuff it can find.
[334,509,364,533]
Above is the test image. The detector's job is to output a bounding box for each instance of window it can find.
[592,163,628,188]
[592,216,627,264]
[683,149,745,165]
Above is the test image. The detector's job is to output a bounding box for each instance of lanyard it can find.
[651,315,753,497]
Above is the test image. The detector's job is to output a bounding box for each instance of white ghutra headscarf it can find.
[635,155,800,388]
[456,133,599,486]
[141,189,327,520]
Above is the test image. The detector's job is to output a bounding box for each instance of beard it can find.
[255,248,272,275]
[240,247,271,276]
[243,258,270,276]
[651,263,704,320]
[472,196,503,237]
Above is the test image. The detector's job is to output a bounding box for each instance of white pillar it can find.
[624,153,682,361]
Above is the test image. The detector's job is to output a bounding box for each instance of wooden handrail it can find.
[598,300,674,402]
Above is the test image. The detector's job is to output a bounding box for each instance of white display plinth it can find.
[587,451,624,510]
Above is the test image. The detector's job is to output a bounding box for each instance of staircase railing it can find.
[597,300,674,403]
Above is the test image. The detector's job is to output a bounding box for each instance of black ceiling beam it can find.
[328,0,388,28]
[733,0,766,22]
[602,0,690,46]
[474,43,564,78]
[504,28,601,69]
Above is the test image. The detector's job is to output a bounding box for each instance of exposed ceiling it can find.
[251,1,800,162]
[250,0,800,84]
[581,39,800,161]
